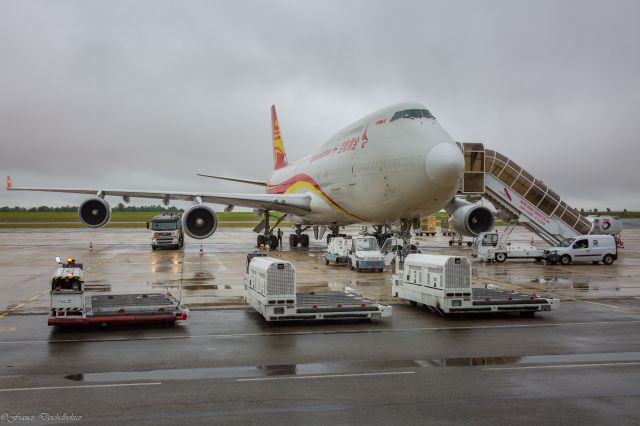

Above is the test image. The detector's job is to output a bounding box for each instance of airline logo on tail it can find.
[271,105,288,170]
[6,176,12,189]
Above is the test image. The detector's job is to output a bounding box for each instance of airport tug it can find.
[48,257,188,326]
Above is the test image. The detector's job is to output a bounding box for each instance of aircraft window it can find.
[390,111,404,122]
[403,109,423,119]
[421,109,435,119]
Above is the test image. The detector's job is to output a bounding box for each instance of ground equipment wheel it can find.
[560,254,571,266]
[495,253,507,263]
[603,254,615,265]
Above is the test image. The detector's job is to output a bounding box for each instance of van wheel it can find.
[560,255,571,266]
[495,253,507,263]
[603,254,615,265]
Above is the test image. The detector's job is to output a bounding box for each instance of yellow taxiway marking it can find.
[0,327,16,332]
[0,253,119,319]
[473,277,631,314]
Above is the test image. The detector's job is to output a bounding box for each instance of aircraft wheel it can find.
[289,234,299,247]
[268,235,279,249]
[257,235,267,247]
[300,234,310,247]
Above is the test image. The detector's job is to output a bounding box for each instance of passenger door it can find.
[571,238,597,262]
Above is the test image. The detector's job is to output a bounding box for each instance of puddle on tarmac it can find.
[64,351,640,382]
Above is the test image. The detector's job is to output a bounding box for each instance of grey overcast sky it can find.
[1,0,639,210]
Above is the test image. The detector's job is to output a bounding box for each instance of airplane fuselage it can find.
[266,102,465,225]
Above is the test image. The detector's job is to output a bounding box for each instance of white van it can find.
[543,235,618,265]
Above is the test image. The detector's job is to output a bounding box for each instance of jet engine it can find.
[446,199,495,237]
[182,205,218,239]
[78,198,111,228]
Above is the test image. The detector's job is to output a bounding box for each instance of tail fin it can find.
[271,105,288,170]
[6,176,12,189]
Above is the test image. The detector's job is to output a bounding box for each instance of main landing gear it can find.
[256,210,287,250]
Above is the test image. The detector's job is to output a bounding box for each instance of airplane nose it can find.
[425,143,465,187]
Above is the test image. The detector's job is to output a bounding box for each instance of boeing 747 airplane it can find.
[7,102,494,248]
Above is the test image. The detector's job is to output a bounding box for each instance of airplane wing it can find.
[6,177,310,215]
[196,173,267,186]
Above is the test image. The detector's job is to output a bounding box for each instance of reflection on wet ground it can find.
[1,226,639,312]
[64,351,640,382]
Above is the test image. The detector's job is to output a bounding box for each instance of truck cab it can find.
[147,213,184,250]
[348,236,385,272]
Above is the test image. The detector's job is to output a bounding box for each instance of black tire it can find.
[495,252,507,263]
[300,234,310,247]
[547,260,558,265]
[268,235,279,249]
[257,235,267,247]
[592,261,600,265]
[378,268,384,273]
[603,254,615,265]
[467,241,473,247]
[520,311,536,318]
[151,246,157,250]
[448,241,453,246]
[560,255,571,266]
[409,300,418,307]
[289,234,299,247]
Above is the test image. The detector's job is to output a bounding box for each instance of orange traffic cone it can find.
[89,241,93,252]
[199,244,204,256]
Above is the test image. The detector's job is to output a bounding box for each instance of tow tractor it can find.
[48,257,188,326]
[244,252,392,321]
[392,254,558,316]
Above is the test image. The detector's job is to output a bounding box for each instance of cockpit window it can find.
[403,109,423,119]
[421,109,435,119]
[389,109,436,122]
[390,111,404,122]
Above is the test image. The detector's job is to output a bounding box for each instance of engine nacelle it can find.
[78,198,111,228]
[448,201,495,237]
[183,205,218,239]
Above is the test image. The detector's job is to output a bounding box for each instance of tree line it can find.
[0,204,184,213]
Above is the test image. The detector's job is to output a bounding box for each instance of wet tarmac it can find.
[1,225,639,314]
[1,226,640,424]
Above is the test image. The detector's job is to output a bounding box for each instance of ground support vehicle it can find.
[347,236,385,272]
[324,236,350,265]
[543,235,618,265]
[472,231,544,263]
[392,254,558,317]
[48,258,188,326]
[147,213,184,250]
[244,256,392,322]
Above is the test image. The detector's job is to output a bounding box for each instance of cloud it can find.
[0,0,638,210]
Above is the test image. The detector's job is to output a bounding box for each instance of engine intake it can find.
[78,198,111,228]
[183,205,218,239]
[447,200,495,237]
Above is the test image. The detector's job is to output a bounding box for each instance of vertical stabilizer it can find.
[271,105,288,170]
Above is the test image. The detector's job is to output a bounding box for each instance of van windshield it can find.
[558,238,575,248]
[355,238,379,251]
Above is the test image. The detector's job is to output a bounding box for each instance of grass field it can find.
[0,212,290,228]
